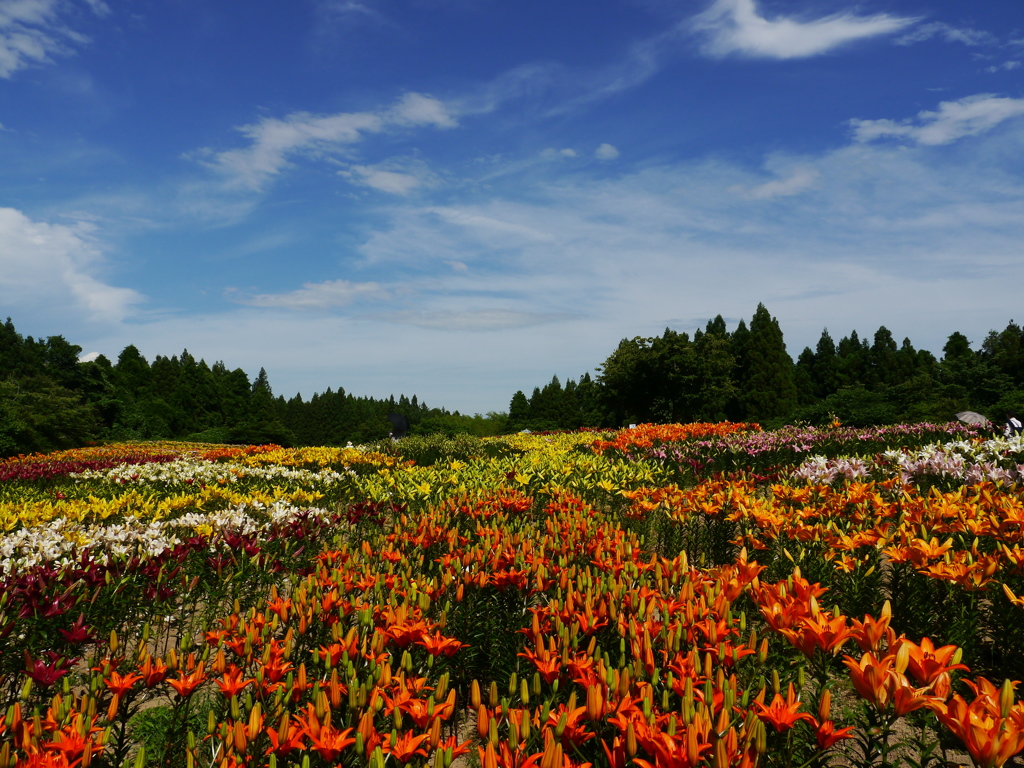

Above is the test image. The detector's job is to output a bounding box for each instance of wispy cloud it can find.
[986,61,1021,74]
[851,94,1024,145]
[196,93,457,191]
[378,309,574,331]
[317,0,378,19]
[540,147,577,160]
[0,207,143,323]
[896,21,997,48]
[737,167,819,199]
[692,0,916,59]
[349,166,424,195]
[227,279,389,310]
[339,156,438,195]
[0,0,105,78]
[595,143,620,161]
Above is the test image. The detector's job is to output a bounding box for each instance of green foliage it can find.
[0,376,101,457]
[525,311,1024,432]
[128,698,215,768]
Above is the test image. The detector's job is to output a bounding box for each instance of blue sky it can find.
[1,0,1023,414]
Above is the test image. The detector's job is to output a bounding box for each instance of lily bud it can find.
[895,643,910,676]
[1001,679,1015,719]
[818,688,832,721]
[477,705,489,739]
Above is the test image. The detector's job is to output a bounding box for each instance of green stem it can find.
[879,713,897,767]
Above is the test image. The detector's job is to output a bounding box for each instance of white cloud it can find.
[987,61,1021,73]
[228,279,388,310]
[198,93,457,191]
[388,92,457,129]
[0,0,105,78]
[896,21,997,47]
[0,207,143,323]
[852,94,1024,145]
[540,147,577,159]
[692,0,916,59]
[349,166,424,195]
[739,167,819,199]
[595,143,620,161]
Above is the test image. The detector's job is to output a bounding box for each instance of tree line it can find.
[0,317,501,457]
[507,304,1024,431]
[3,305,1022,456]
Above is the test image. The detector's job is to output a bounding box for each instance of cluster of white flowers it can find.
[0,502,334,578]
[883,436,1024,486]
[70,457,353,488]
[792,435,1024,487]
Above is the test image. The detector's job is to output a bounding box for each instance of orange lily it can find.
[385,731,430,762]
[815,720,855,750]
[265,713,305,756]
[216,665,255,698]
[843,652,898,711]
[754,684,817,733]
[519,646,561,684]
[137,655,169,687]
[546,704,594,747]
[931,677,1024,768]
[415,632,467,657]
[104,670,143,697]
[167,663,207,698]
[302,717,355,762]
[896,637,969,687]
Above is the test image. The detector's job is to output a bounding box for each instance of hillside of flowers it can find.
[2,421,1024,768]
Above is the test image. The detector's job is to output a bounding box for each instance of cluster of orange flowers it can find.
[620,477,1024,592]
[4,484,1023,768]
[751,571,1024,768]
[591,424,760,455]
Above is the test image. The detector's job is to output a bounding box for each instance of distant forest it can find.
[0,317,494,457]
[508,304,1024,432]
[2,305,1023,456]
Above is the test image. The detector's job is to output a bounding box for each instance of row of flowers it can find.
[2,485,1023,768]
[617,422,988,481]
[3,426,1024,768]
[792,434,1024,487]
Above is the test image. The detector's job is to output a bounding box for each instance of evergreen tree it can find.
[727,319,751,420]
[742,304,797,422]
[693,323,736,420]
[835,331,869,388]
[869,326,899,388]
[812,329,839,398]
[508,391,529,430]
[794,348,816,406]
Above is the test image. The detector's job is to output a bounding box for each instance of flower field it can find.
[2,423,1024,768]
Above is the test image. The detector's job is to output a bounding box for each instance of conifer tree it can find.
[742,304,797,421]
